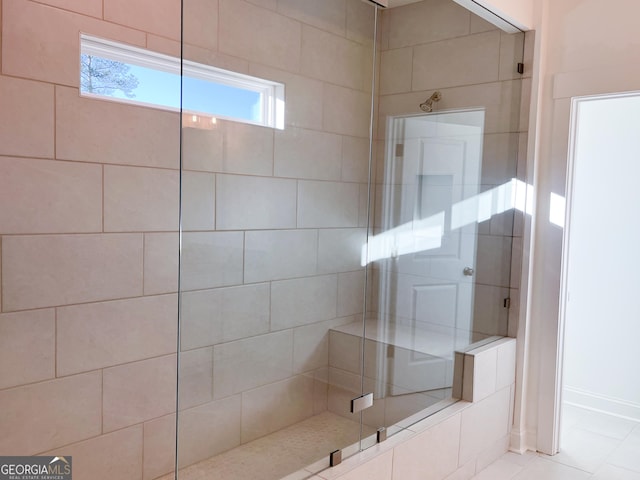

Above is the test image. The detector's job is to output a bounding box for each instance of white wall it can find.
[484,0,640,454]
[562,94,640,420]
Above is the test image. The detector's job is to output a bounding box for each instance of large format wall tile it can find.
[301,26,366,91]
[143,415,176,480]
[181,171,215,231]
[277,0,346,37]
[2,0,145,86]
[144,233,179,295]
[1,234,143,311]
[181,127,224,173]
[222,122,275,176]
[44,426,143,480]
[241,375,314,443]
[293,317,354,374]
[0,157,102,234]
[392,414,461,480]
[219,0,301,73]
[412,31,501,91]
[271,274,338,330]
[56,86,180,169]
[379,47,413,95]
[317,228,366,274]
[216,175,297,230]
[274,127,342,181]
[104,0,180,40]
[0,309,55,389]
[181,283,270,350]
[212,330,293,399]
[298,181,359,228]
[177,396,241,468]
[323,84,372,138]
[386,0,470,49]
[245,229,318,283]
[0,371,102,455]
[180,232,244,291]
[0,75,54,158]
[104,165,179,232]
[178,347,214,410]
[57,294,178,376]
[29,0,102,17]
[103,355,177,432]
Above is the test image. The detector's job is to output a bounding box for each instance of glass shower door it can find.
[359,110,485,440]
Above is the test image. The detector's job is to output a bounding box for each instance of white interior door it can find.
[378,110,484,395]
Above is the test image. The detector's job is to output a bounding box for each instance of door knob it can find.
[463,267,474,276]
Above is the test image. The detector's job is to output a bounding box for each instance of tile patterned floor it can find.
[471,404,640,480]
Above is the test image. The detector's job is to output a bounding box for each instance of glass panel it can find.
[177,0,377,478]
[360,0,525,443]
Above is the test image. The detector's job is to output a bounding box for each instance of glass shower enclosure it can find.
[175,0,526,478]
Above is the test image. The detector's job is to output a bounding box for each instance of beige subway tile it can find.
[223,121,274,176]
[481,133,519,185]
[177,396,241,468]
[29,0,102,17]
[317,228,366,274]
[0,75,54,158]
[180,283,270,350]
[392,414,461,480]
[0,157,102,234]
[181,171,215,231]
[0,371,102,455]
[143,415,176,480]
[380,47,413,95]
[337,270,365,317]
[346,0,376,45]
[104,0,180,40]
[459,387,510,465]
[277,0,346,37]
[340,450,393,480]
[181,126,224,172]
[274,127,342,181]
[301,26,365,90]
[57,294,177,376]
[387,0,470,49]
[144,233,179,295]
[56,86,180,169]
[476,235,513,288]
[216,174,296,230]
[2,0,145,86]
[271,274,338,330]
[499,32,525,81]
[329,330,361,374]
[45,426,143,480]
[179,347,213,410]
[323,83,372,138]
[342,136,370,183]
[244,229,318,283]
[219,0,301,72]
[2,234,143,311]
[183,0,218,51]
[104,165,179,232]
[298,181,359,228]
[293,317,354,374]
[180,232,244,291]
[412,31,501,92]
[241,375,314,443]
[103,355,177,432]
[212,330,293,399]
[249,64,324,130]
[0,309,55,389]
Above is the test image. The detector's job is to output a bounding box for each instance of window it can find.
[80,34,285,129]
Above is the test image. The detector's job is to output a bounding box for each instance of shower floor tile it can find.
[159,411,374,480]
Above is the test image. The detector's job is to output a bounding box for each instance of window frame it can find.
[80,34,285,129]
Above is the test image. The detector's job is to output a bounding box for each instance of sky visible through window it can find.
[88,59,262,122]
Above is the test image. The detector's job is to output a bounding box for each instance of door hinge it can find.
[503,297,511,309]
[350,392,374,413]
[517,62,524,75]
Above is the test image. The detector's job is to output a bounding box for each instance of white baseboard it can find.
[509,427,536,454]
[563,386,640,422]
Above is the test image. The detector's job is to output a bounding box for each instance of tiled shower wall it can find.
[0,1,375,480]
[369,0,532,337]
